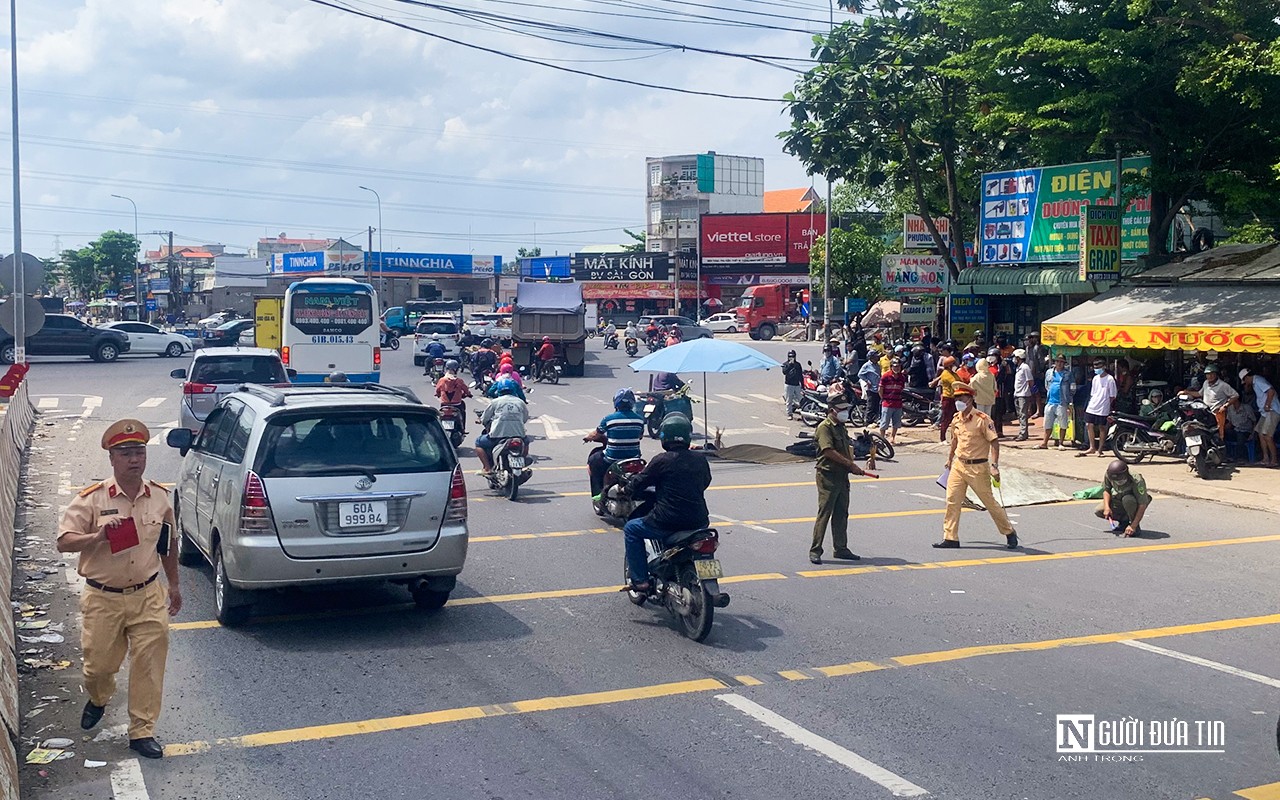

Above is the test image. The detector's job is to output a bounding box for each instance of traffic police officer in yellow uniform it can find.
[935,384,1020,550]
[57,419,182,759]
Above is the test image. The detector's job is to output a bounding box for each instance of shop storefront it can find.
[268,251,500,307]
[572,252,697,321]
[698,212,821,309]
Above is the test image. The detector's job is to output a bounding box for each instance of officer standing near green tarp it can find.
[810,390,869,565]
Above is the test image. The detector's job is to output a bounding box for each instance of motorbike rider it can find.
[623,414,712,592]
[497,362,524,387]
[584,388,647,504]
[475,379,529,476]
[423,333,448,375]
[603,320,617,340]
[458,326,478,348]
[665,326,684,348]
[624,321,640,341]
[644,319,660,344]
[324,371,348,383]
[435,360,472,434]
[907,346,932,395]
[1186,363,1239,440]
[535,335,557,380]
[1095,459,1151,537]
[470,338,498,381]
[649,372,687,424]
[487,367,527,402]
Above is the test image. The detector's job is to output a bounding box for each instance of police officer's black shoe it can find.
[832,550,861,561]
[128,737,164,759]
[932,540,960,549]
[1006,532,1019,549]
[808,553,822,564]
[80,701,105,730]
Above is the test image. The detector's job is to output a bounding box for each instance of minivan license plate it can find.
[339,501,387,528]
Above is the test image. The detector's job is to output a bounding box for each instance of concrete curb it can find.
[0,383,34,800]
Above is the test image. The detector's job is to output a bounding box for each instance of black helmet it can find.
[481,338,494,347]
[659,413,692,449]
[1106,459,1130,478]
[787,349,797,358]
[911,345,924,355]
[325,371,348,383]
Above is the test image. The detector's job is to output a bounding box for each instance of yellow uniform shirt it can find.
[58,479,175,588]
[951,410,998,461]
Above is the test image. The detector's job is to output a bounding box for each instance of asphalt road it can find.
[14,340,1280,800]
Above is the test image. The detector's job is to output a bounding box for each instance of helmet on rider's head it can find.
[894,345,906,354]
[787,349,797,359]
[445,359,459,373]
[493,378,519,397]
[325,371,348,383]
[542,336,551,343]
[613,388,636,410]
[658,414,693,450]
[498,363,514,374]
[481,338,494,347]
[431,333,440,340]
[911,345,924,355]
[1107,459,1130,479]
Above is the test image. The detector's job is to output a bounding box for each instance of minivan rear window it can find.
[191,355,287,384]
[256,411,453,478]
[415,322,457,336]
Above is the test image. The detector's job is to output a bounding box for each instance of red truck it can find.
[734,284,794,341]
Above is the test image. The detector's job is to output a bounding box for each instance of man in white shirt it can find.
[1241,368,1280,467]
[1012,348,1035,441]
[1187,363,1238,440]
[1078,358,1118,458]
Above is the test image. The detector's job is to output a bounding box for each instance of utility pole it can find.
[821,0,835,340]
[9,0,26,363]
[110,194,139,319]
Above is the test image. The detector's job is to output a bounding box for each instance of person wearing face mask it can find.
[970,355,996,418]
[809,391,869,564]
[1095,460,1151,537]
[936,384,1018,550]
[1078,358,1118,458]
[878,357,907,444]
[782,350,804,419]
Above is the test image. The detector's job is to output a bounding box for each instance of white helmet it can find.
[431,333,440,340]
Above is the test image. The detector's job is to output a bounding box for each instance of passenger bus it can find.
[281,278,380,383]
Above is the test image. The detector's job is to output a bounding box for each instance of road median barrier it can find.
[0,382,35,800]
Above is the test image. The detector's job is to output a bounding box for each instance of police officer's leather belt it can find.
[86,573,159,595]
[959,458,988,465]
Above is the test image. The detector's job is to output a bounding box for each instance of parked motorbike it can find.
[798,377,867,428]
[592,456,647,520]
[1109,396,1183,464]
[439,403,465,448]
[604,332,619,350]
[625,525,730,643]
[624,337,639,357]
[901,387,939,427]
[1179,398,1225,479]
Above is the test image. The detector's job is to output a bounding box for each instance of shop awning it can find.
[1041,284,1280,354]
[954,262,1145,296]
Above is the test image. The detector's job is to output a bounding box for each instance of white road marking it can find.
[716,694,929,797]
[36,397,59,409]
[109,759,150,800]
[709,513,778,534]
[548,395,573,405]
[714,394,752,405]
[82,396,103,409]
[138,397,166,408]
[691,395,719,404]
[909,492,947,503]
[1120,640,1280,688]
[749,393,779,404]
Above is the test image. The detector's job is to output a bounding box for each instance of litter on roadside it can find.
[41,738,74,749]
[84,759,106,768]
[24,748,62,765]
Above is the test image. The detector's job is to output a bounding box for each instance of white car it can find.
[701,312,742,334]
[99,321,194,357]
[413,317,461,367]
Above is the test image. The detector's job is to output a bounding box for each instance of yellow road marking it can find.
[162,611,1280,757]
[167,533,1280,632]
[734,675,763,687]
[1237,782,1280,800]
[747,497,1096,527]
[797,533,1280,578]
[470,528,611,543]
[477,474,938,501]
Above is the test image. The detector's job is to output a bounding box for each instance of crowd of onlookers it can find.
[804,317,1280,468]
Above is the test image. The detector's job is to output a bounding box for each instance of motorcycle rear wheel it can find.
[505,468,520,500]
[1111,430,1146,464]
[676,563,714,642]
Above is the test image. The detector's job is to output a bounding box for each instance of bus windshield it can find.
[289,292,373,337]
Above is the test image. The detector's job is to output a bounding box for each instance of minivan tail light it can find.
[183,382,217,395]
[281,345,290,366]
[444,466,467,524]
[240,470,275,532]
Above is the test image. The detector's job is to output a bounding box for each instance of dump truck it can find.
[510,282,587,377]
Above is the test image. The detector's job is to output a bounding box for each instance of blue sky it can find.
[4,0,839,260]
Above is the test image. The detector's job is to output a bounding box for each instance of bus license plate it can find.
[694,559,723,580]
[339,501,387,528]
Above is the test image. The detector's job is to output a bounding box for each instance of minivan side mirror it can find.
[166,428,193,455]
[170,368,187,379]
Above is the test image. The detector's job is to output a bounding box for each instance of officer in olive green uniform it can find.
[1095,459,1151,536]
[810,392,867,564]
[57,419,182,760]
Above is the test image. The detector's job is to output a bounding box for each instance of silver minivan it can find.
[171,347,291,432]
[166,384,468,626]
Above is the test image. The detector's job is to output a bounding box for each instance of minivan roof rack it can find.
[235,383,422,407]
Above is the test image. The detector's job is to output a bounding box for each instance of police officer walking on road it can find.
[810,390,870,564]
[935,384,1019,550]
[57,420,181,760]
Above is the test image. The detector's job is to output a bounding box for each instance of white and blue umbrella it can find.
[629,338,782,438]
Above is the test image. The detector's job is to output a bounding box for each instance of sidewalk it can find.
[888,417,1278,514]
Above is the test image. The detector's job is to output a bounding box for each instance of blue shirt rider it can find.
[584,388,646,502]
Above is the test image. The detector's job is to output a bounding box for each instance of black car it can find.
[0,314,131,363]
[201,319,255,347]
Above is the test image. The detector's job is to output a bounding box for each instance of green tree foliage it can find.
[943,0,1280,255]
[782,1,1000,278]
[516,246,542,258]
[810,224,887,303]
[621,229,647,253]
[1224,220,1277,244]
[55,231,140,297]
